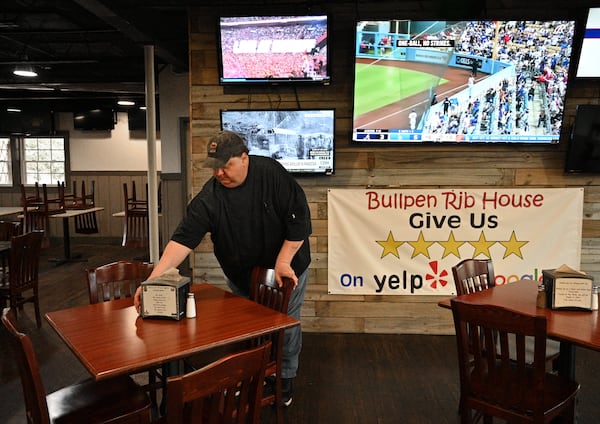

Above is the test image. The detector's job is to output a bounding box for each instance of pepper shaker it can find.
[536,283,547,309]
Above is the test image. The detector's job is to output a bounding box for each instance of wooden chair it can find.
[0,230,44,328]
[86,260,164,406]
[451,258,561,369]
[63,180,99,234]
[452,258,495,295]
[20,183,51,248]
[1,307,152,424]
[0,221,20,285]
[161,341,271,424]
[86,260,153,304]
[450,298,580,423]
[122,181,149,248]
[249,266,294,424]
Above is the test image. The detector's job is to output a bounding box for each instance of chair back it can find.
[249,266,294,422]
[1,308,50,424]
[165,341,271,424]
[451,298,579,422]
[6,230,44,327]
[20,184,51,248]
[122,182,150,248]
[0,221,20,240]
[452,258,495,295]
[86,260,153,304]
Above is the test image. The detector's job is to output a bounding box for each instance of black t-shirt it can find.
[171,155,312,294]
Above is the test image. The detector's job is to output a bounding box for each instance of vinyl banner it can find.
[327,188,584,295]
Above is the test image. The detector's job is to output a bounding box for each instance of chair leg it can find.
[33,288,42,328]
[274,374,283,424]
[148,370,158,407]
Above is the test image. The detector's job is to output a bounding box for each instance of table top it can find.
[438,280,600,352]
[0,206,23,217]
[45,283,299,381]
[49,206,104,218]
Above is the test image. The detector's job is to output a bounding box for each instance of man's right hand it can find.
[134,286,143,313]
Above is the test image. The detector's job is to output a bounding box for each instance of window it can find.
[0,134,68,188]
[23,136,66,184]
[0,137,11,186]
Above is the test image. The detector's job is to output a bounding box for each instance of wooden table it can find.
[48,206,104,265]
[0,206,23,217]
[438,280,600,379]
[45,283,299,381]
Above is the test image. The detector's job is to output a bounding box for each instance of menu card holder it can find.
[141,276,190,320]
[542,265,593,311]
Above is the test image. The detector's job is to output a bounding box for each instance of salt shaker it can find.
[592,286,598,311]
[186,292,196,318]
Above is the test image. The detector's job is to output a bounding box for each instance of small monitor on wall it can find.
[220,109,335,175]
[576,7,600,78]
[565,104,600,173]
[73,108,115,131]
[352,19,576,145]
[217,15,330,85]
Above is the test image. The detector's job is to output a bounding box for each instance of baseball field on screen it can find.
[353,62,448,117]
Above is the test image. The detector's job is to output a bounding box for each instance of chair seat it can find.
[469,364,579,417]
[504,336,561,365]
[47,375,151,423]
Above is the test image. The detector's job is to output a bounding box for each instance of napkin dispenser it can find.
[542,266,593,311]
[140,276,191,320]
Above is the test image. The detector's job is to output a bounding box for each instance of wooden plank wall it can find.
[189,1,600,335]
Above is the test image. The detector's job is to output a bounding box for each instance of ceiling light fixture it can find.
[13,66,38,77]
[118,100,135,106]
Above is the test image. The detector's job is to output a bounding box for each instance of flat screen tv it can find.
[564,104,600,173]
[73,108,115,131]
[218,15,330,85]
[576,8,600,78]
[352,20,576,144]
[220,109,335,175]
[127,107,160,131]
[0,104,53,135]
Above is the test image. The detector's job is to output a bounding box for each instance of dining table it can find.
[48,206,104,265]
[438,279,600,380]
[45,283,299,381]
[0,206,24,218]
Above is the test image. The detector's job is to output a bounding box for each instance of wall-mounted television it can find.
[220,109,335,175]
[127,107,160,131]
[352,20,576,144]
[565,104,600,173]
[0,104,53,135]
[576,7,600,78]
[218,15,330,85]
[73,108,115,131]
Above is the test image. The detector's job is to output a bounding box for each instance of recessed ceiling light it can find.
[6,107,22,113]
[13,68,38,77]
[118,100,135,106]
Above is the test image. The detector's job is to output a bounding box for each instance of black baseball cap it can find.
[202,130,249,169]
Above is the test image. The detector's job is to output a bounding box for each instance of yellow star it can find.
[499,230,529,259]
[407,231,435,259]
[439,231,465,259]
[376,231,403,259]
[468,231,495,258]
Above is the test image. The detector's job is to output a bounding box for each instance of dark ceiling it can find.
[0,0,189,112]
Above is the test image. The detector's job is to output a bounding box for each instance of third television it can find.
[220,109,335,175]
[352,20,577,144]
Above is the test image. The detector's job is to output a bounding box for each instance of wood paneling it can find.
[186,2,600,336]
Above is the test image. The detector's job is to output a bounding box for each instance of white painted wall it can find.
[59,111,162,171]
